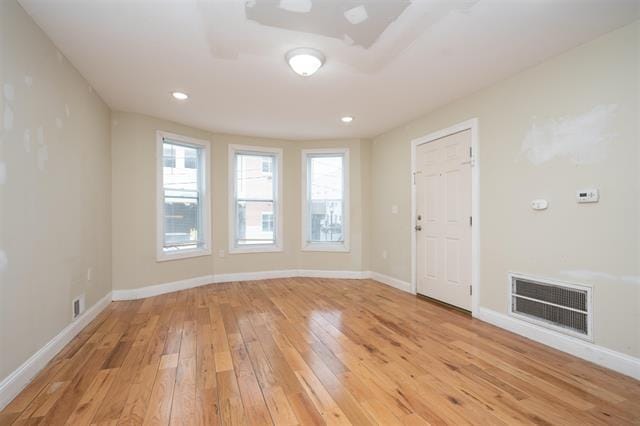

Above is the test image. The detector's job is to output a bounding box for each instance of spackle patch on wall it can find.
[24,128,31,152]
[3,83,15,101]
[3,104,13,130]
[37,126,44,145]
[521,104,617,165]
[56,117,63,129]
[24,75,33,88]
[561,270,640,286]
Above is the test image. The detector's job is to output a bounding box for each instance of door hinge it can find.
[469,147,472,158]
[469,216,472,226]
[412,171,421,185]
[469,285,472,296]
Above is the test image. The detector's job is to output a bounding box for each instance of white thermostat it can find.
[531,199,548,210]
[576,189,599,203]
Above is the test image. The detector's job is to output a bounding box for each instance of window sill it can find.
[302,243,349,253]
[228,245,283,254]
[157,247,211,262]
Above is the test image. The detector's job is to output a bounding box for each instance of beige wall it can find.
[0,0,112,379]
[371,22,640,357]
[111,111,370,291]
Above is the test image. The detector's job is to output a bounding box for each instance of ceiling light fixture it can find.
[341,116,354,123]
[171,91,189,100]
[286,48,325,77]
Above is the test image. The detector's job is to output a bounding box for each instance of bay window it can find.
[156,131,211,261]
[302,148,349,252]
[229,145,282,253]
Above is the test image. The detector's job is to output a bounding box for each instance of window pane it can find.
[310,200,343,242]
[310,156,342,200]
[163,142,201,249]
[308,154,344,243]
[236,153,275,200]
[163,145,176,168]
[164,191,199,246]
[236,200,274,245]
[261,213,274,232]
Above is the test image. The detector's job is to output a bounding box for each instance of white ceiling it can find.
[18,0,640,140]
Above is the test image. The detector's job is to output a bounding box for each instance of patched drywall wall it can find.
[0,0,112,380]
[110,111,371,291]
[521,104,618,165]
[370,21,639,357]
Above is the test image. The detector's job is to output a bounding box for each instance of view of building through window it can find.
[307,154,344,243]
[162,141,202,251]
[235,152,276,246]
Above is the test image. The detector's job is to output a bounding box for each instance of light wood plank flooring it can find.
[1,278,639,425]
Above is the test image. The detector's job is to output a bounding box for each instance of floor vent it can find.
[509,274,592,340]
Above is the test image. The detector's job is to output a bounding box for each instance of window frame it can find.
[228,144,283,254]
[301,148,350,252]
[156,131,212,262]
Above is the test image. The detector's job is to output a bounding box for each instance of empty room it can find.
[1,0,639,424]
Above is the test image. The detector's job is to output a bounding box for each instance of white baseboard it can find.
[476,307,640,380]
[369,271,413,294]
[112,269,374,301]
[212,269,296,284]
[298,269,371,279]
[0,291,113,410]
[112,274,215,301]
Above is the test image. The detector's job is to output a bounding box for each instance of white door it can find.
[415,130,472,310]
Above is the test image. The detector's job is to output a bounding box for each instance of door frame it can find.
[410,118,480,316]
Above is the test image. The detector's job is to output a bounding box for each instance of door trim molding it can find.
[410,118,480,316]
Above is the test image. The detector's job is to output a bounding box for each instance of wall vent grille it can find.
[509,274,592,340]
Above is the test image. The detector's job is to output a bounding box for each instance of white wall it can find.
[0,0,112,380]
[370,21,640,357]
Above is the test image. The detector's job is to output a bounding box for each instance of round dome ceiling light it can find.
[341,116,354,123]
[286,48,325,77]
[171,91,189,100]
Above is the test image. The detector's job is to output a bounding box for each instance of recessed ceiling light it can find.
[286,48,325,77]
[171,91,189,100]
[341,116,354,123]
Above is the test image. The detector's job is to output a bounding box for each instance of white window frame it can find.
[156,131,212,262]
[301,148,350,252]
[228,144,283,254]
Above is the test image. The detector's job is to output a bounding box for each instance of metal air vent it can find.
[509,273,592,340]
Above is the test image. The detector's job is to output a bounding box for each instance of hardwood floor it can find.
[1,277,639,425]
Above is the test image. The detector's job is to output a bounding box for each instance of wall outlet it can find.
[72,294,85,320]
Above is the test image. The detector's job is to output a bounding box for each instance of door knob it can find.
[415,225,422,231]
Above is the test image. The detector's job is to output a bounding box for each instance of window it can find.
[229,145,282,253]
[261,159,272,174]
[156,131,211,261]
[302,149,349,251]
[261,212,274,232]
